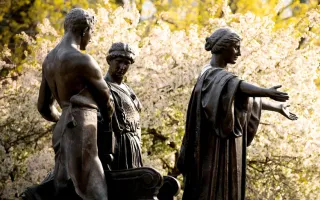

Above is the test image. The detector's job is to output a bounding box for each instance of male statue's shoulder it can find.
[41,50,56,70]
[66,52,97,68]
[71,53,101,77]
[78,53,98,65]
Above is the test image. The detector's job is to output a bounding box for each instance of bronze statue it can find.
[97,43,180,200]
[97,42,143,170]
[37,8,113,200]
[177,28,297,200]
[23,38,179,200]
[23,11,179,200]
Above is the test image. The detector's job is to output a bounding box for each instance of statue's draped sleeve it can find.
[201,68,262,142]
[201,68,243,139]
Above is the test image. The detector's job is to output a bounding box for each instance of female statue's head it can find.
[205,28,241,64]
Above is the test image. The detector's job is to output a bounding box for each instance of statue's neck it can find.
[105,73,123,85]
[210,54,227,69]
[59,32,81,50]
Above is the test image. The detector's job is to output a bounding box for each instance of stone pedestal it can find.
[21,167,180,200]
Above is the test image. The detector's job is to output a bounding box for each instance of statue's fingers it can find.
[272,96,287,102]
[289,113,298,120]
[276,92,288,96]
[272,85,282,90]
[277,96,289,101]
[289,112,297,116]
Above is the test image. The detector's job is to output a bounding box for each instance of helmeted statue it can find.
[97,42,180,200]
[98,42,143,170]
[177,28,297,200]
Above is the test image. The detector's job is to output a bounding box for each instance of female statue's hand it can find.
[266,85,289,102]
[279,104,298,120]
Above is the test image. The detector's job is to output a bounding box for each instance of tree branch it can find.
[146,128,168,141]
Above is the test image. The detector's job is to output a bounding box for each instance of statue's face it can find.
[108,56,131,79]
[222,41,241,64]
[80,27,93,50]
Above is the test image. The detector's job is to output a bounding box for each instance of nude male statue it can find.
[37,8,113,200]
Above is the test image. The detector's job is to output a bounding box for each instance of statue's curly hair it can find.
[205,28,241,54]
[64,8,96,33]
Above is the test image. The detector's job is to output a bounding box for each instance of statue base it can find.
[21,167,180,200]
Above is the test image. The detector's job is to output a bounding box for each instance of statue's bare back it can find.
[37,8,113,200]
[43,45,97,108]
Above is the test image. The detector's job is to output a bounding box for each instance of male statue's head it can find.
[64,8,96,50]
[106,42,135,80]
[205,28,241,65]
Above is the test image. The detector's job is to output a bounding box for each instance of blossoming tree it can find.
[0,3,319,200]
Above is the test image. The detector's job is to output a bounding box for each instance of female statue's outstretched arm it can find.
[261,99,298,120]
[239,82,289,102]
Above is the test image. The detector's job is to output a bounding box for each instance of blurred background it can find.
[0,0,319,199]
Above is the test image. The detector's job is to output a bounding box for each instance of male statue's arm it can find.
[37,69,61,122]
[261,99,298,120]
[239,82,289,102]
[81,55,114,121]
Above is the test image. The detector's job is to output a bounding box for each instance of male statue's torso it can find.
[43,45,93,108]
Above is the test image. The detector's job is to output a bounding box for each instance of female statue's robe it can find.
[178,65,262,200]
